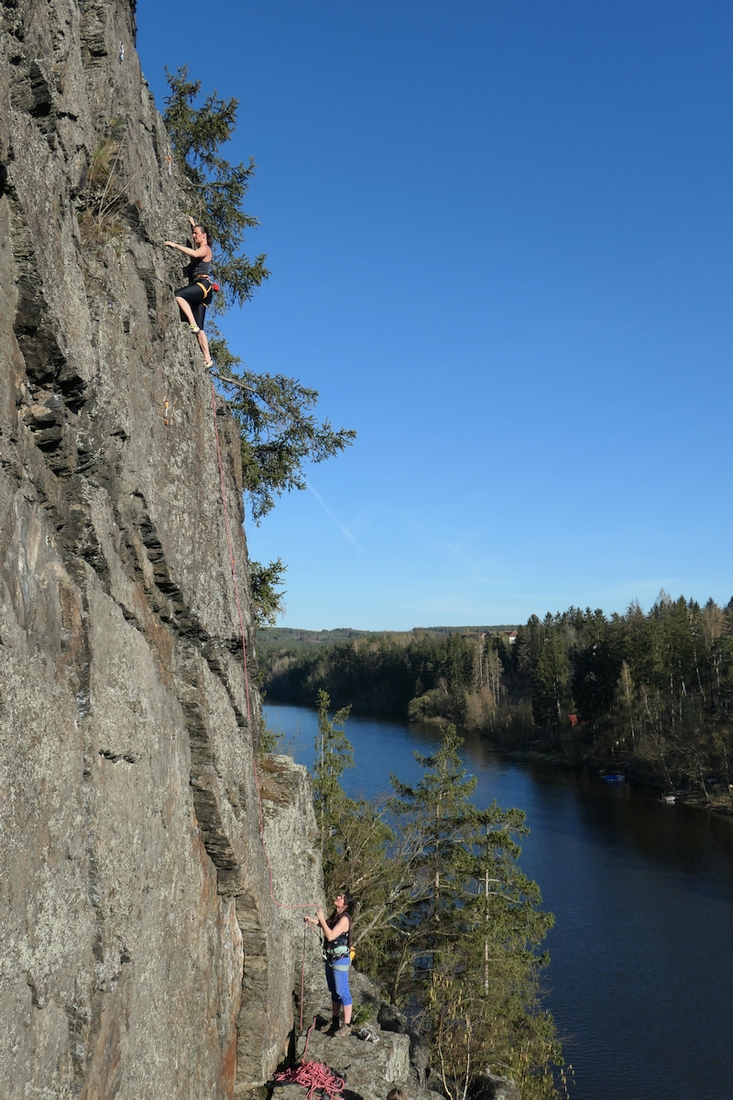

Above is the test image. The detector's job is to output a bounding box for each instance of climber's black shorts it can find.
[175,282,207,330]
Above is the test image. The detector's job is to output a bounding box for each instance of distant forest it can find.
[258,594,733,808]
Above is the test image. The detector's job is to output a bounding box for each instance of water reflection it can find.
[264,703,733,1100]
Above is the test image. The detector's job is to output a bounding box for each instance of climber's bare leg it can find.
[175,294,197,328]
[197,329,212,364]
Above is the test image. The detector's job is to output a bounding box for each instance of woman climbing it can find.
[306,891,353,1038]
[164,215,215,369]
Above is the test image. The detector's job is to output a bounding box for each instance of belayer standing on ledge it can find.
[164,215,215,369]
[305,891,353,1038]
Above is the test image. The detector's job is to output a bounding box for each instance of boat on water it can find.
[662,793,676,804]
[600,773,626,783]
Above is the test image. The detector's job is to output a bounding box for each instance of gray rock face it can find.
[257,753,327,1035]
[0,1,318,1096]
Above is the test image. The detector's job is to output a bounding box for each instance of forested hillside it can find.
[261,593,733,807]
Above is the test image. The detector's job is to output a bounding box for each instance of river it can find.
[263,702,733,1100]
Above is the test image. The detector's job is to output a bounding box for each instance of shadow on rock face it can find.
[378,1002,408,1035]
[472,1071,521,1100]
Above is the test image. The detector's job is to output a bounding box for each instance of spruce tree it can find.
[305,709,564,1096]
[312,690,353,863]
[228,370,356,523]
[389,727,562,1099]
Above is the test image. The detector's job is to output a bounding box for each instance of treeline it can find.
[262,629,491,718]
[262,593,733,804]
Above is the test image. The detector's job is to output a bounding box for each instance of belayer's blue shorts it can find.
[325,960,352,1007]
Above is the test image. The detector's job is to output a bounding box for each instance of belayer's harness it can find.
[322,914,352,964]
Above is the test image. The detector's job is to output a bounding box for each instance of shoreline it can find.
[264,695,733,819]
[485,742,733,819]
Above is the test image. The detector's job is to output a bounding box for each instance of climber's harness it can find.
[194,275,219,301]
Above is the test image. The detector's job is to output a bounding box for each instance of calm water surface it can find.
[264,703,733,1100]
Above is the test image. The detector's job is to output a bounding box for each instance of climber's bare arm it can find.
[164,240,208,259]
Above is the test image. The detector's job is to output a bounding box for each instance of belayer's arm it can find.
[320,914,349,942]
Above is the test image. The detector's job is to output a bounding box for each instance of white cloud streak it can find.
[307,481,362,550]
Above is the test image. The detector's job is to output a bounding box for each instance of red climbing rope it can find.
[209,379,326,1044]
[208,379,253,727]
[299,923,307,1032]
[274,1019,345,1100]
[208,378,316,914]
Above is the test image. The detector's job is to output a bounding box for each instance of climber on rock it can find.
[164,215,215,369]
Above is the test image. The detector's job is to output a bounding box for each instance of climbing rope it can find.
[299,923,308,1032]
[208,377,317,922]
[274,1018,345,1100]
[208,379,252,727]
[209,378,338,1041]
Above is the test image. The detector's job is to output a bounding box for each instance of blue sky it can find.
[137,1,733,630]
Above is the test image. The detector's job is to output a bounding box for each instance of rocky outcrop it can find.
[268,967,441,1100]
[472,1073,521,1100]
[0,1,317,1096]
[293,1029,413,1100]
[274,1014,445,1100]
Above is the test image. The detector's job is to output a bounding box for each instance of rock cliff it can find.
[0,1,324,1096]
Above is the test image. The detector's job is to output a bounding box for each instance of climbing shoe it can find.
[334,1025,351,1039]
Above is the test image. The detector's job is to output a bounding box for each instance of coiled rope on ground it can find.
[274,1019,345,1100]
